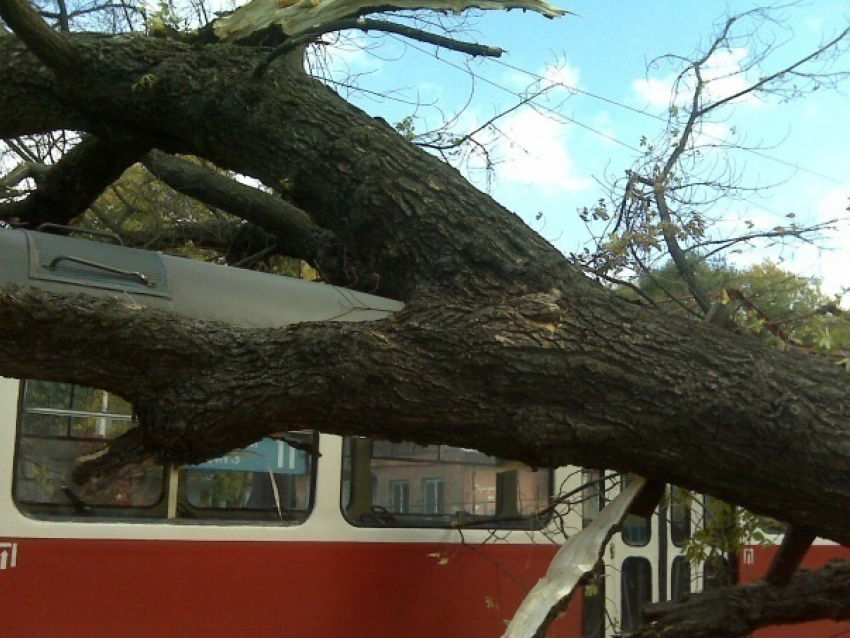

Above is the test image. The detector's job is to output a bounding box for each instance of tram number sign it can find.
[188,438,307,474]
[0,542,18,570]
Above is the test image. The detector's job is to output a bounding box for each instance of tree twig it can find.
[254,17,502,76]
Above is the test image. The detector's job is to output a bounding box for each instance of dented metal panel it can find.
[27,231,170,297]
[0,229,403,328]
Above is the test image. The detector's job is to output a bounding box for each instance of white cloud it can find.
[808,188,850,296]
[701,48,761,107]
[494,108,588,192]
[633,75,676,108]
[310,32,388,78]
[752,187,850,297]
[633,47,761,111]
[502,57,581,94]
[540,62,581,93]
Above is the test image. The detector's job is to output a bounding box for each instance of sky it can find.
[310,0,850,296]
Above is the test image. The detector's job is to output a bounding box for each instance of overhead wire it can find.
[391,36,847,187]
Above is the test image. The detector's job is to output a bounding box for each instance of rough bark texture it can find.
[0,9,848,634]
[632,560,850,637]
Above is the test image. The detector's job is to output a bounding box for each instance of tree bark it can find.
[632,560,850,637]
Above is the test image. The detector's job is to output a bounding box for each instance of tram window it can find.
[14,380,166,518]
[621,557,652,634]
[581,469,605,529]
[670,487,691,547]
[581,561,606,638]
[15,381,317,524]
[621,474,651,546]
[178,432,315,523]
[671,556,691,601]
[759,518,787,536]
[341,438,551,528]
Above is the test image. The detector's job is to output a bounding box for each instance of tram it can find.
[0,228,847,637]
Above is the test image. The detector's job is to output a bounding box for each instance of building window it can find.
[422,477,445,514]
[389,480,409,513]
[621,557,652,634]
[671,556,691,601]
[342,438,551,528]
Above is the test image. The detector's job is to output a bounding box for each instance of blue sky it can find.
[313,0,850,295]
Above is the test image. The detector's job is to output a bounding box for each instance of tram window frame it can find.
[341,437,553,529]
[581,561,606,638]
[13,380,168,520]
[621,556,652,634]
[669,486,691,547]
[671,556,691,601]
[13,380,317,525]
[581,468,606,529]
[621,474,651,547]
[175,431,318,524]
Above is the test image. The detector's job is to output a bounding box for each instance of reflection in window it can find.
[671,556,691,601]
[180,433,315,523]
[621,475,651,546]
[621,557,652,634]
[342,438,551,528]
[581,562,606,638]
[670,487,691,547]
[14,381,165,518]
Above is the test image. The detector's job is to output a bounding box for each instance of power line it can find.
[391,37,847,186]
[392,36,643,153]
[487,57,847,186]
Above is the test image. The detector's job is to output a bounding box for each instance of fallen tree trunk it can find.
[0,27,848,543]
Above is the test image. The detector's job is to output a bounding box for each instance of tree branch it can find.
[0,135,150,227]
[702,25,850,115]
[214,0,569,42]
[0,0,76,72]
[632,560,850,637]
[142,150,343,268]
[254,17,503,76]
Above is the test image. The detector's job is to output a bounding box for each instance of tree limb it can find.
[0,22,849,546]
[632,560,850,637]
[142,150,343,267]
[214,0,569,41]
[0,0,76,72]
[254,17,503,76]
[0,135,150,227]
